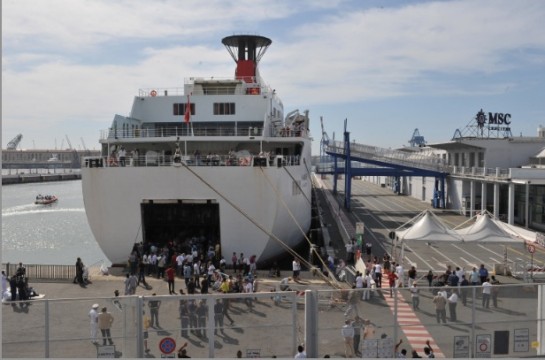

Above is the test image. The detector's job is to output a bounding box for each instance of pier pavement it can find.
[3,178,542,358]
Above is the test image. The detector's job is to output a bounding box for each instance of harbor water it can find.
[2,180,111,267]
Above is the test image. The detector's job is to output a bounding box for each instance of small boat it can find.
[35,195,58,205]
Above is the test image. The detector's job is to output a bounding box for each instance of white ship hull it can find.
[82,160,311,264]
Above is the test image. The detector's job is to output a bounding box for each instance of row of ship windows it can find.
[172,103,282,118]
[173,103,235,116]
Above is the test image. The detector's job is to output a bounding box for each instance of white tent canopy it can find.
[454,213,521,242]
[395,210,463,242]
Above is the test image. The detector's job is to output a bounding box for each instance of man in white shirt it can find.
[482,278,492,308]
[244,279,254,310]
[396,263,404,287]
[89,303,99,344]
[374,263,383,288]
[176,253,185,276]
[294,345,307,358]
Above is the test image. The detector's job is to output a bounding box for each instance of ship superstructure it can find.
[81,35,312,265]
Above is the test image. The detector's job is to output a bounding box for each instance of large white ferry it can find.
[82,35,312,265]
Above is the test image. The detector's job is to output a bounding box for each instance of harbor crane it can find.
[7,134,23,150]
[65,135,73,150]
[65,135,81,168]
[409,128,427,147]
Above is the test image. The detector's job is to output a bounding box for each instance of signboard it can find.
[514,328,529,352]
[453,336,470,358]
[536,232,545,247]
[159,337,176,355]
[97,345,116,358]
[475,334,491,358]
[528,244,536,254]
[356,222,365,235]
[245,349,261,358]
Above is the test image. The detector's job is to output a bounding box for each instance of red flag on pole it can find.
[184,95,191,123]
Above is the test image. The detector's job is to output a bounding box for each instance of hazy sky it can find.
[3,0,545,154]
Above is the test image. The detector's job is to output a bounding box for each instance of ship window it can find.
[173,103,194,116]
[213,102,236,115]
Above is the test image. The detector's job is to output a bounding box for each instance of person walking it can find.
[448,290,458,321]
[179,294,190,337]
[166,265,176,294]
[148,293,161,327]
[478,264,489,284]
[490,275,500,307]
[410,283,420,310]
[196,300,208,338]
[352,316,364,357]
[482,278,491,308]
[470,267,480,286]
[74,257,84,285]
[88,303,99,344]
[341,319,355,358]
[433,292,447,324]
[374,262,383,288]
[460,274,469,306]
[426,270,434,291]
[408,266,417,288]
[344,289,360,318]
[214,299,224,334]
[98,307,114,345]
[142,310,151,352]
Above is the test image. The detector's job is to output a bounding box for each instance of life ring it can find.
[150,90,157,97]
[239,157,249,166]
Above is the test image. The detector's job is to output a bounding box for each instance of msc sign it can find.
[476,109,512,128]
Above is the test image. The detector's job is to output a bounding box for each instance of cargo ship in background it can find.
[81,35,312,265]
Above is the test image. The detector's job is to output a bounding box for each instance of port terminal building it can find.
[321,111,545,238]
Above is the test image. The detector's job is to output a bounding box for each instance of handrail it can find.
[100,126,307,140]
[84,154,302,169]
[326,141,449,173]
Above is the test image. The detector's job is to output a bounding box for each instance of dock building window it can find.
[173,103,194,116]
[213,103,236,115]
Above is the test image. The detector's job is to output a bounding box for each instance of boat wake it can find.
[2,207,85,217]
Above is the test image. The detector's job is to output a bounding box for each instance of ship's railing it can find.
[137,78,274,97]
[100,126,306,140]
[84,154,301,168]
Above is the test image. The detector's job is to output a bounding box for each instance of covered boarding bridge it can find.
[316,129,449,211]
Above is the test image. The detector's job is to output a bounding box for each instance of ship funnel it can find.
[222,35,272,83]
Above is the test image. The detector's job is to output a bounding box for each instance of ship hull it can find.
[81,163,311,265]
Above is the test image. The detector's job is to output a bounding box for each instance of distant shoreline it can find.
[2,173,81,185]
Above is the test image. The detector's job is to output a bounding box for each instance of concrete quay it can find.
[2,173,81,185]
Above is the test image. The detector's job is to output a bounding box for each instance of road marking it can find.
[489,257,501,263]
[451,243,487,265]
[382,281,445,357]
[402,244,434,269]
[431,256,447,269]
[459,257,478,269]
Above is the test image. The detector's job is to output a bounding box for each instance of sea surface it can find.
[1,180,111,267]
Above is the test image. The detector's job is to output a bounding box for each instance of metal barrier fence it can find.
[3,263,76,282]
[2,283,544,358]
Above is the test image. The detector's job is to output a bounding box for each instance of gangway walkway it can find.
[316,120,449,211]
[324,140,449,174]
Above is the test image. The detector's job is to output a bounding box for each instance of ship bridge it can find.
[316,120,449,210]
